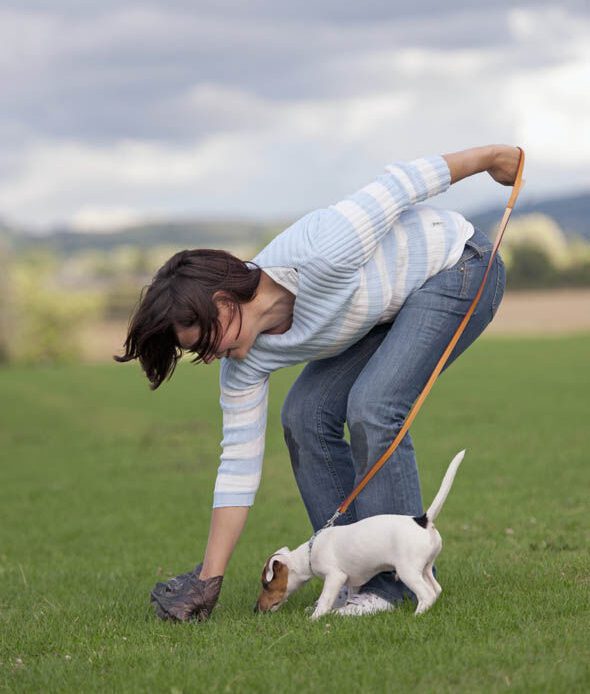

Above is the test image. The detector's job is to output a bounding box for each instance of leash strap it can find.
[325,147,526,526]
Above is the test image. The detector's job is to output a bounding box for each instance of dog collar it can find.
[307,530,321,576]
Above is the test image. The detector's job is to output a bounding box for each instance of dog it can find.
[255,450,465,619]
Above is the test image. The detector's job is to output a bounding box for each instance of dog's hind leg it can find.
[310,572,347,620]
[396,568,436,615]
[423,563,442,598]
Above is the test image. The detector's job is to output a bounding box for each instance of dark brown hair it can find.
[114,249,261,389]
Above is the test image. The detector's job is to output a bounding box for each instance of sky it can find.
[1,0,589,232]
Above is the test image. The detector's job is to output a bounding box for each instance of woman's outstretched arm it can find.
[311,144,521,272]
[199,506,250,579]
[443,144,521,186]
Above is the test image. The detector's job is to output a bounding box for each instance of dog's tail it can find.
[425,450,466,523]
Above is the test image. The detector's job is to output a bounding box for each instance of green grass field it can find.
[1,335,589,693]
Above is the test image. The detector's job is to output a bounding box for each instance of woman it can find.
[117,144,520,620]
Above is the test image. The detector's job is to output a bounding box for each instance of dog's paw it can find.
[414,602,435,616]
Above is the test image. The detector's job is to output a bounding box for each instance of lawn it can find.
[1,335,589,693]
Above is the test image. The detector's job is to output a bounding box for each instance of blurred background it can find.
[1,0,589,365]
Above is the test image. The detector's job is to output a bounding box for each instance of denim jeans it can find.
[281,227,506,604]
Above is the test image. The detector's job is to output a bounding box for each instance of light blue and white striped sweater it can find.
[214,155,474,507]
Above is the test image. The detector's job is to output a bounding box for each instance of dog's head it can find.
[254,546,298,613]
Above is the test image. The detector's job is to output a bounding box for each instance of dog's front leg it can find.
[310,572,347,621]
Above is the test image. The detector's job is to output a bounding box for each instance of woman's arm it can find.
[199,506,249,578]
[443,144,521,186]
[314,154,451,269]
[199,367,270,579]
[150,506,246,620]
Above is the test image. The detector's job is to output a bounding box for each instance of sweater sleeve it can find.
[213,362,269,508]
[313,155,451,269]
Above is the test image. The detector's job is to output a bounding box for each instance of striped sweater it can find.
[214,154,474,507]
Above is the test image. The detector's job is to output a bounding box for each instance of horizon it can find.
[5,186,589,239]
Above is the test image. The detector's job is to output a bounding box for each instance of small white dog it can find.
[255,450,465,619]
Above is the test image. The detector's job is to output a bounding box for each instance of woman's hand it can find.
[486,145,522,186]
[150,562,224,622]
[443,145,521,186]
[150,506,249,622]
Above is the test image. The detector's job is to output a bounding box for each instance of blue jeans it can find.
[281,227,506,604]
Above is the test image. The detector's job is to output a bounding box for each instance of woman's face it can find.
[174,300,254,363]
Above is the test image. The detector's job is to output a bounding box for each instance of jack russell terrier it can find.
[255,449,465,619]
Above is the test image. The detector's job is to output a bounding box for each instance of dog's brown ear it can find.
[262,548,290,585]
[264,557,284,584]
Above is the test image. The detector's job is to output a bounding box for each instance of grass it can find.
[1,335,589,693]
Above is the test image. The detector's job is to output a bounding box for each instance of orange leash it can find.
[325,147,526,526]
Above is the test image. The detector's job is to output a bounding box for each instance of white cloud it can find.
[508,43,590,167]
[0,3,589,228]
[70,206,145,232]
[0,135,266,228]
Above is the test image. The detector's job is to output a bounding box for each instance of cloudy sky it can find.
[1,0,589,231]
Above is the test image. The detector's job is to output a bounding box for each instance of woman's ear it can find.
[212,290,234,309]
[211,291,226,317]
[211,289,225,303]
[212,291,239,327]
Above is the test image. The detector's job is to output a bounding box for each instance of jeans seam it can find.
[460,246,495,300]
[465,226,490,258]
[459,254,476,298]
[491,255,505,317]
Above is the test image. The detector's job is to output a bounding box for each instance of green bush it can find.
[559,258,590,287]
[4,253,105,364]
[103,279,144,320]
[502,214,590,289]
[506,244,558,289]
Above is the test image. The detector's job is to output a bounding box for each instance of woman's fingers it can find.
[487,145,522,186]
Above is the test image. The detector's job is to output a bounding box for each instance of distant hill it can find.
[469,192,590,241]
[4,219,285,255]
[3,191,589,256]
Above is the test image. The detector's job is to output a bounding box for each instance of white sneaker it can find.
[305,586,351,614]
[333,592,395,617]
[333,585,351,609]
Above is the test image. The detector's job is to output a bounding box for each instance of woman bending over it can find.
[117,144,520,619]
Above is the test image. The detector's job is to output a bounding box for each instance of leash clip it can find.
[322,510,342,529]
